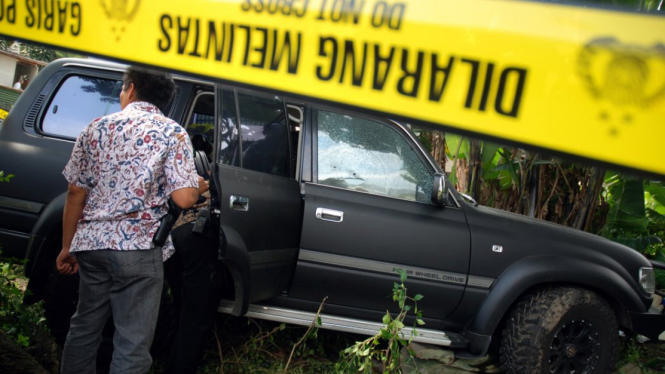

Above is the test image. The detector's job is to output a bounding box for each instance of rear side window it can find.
[42,75,122,138]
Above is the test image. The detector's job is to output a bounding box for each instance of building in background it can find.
[0,49,46,112]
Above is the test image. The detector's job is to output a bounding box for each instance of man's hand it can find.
[56,248,79,275]
[198,176,209,195]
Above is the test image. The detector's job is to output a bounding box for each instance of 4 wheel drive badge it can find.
[99,0,141,41]
[578,38,665,136]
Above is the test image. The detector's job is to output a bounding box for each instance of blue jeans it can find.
[60,249,163,374]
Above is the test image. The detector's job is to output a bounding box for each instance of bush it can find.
[0,257,48,348]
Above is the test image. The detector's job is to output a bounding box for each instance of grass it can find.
[616,335,665,374]
[0,259,664,373]
[150,314,351,374]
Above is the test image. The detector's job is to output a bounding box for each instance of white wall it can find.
[0,55,18,88]
[28,65,38,80]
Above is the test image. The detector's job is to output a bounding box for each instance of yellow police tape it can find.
[1,0,664,175]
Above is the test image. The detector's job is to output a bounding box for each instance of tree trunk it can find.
[583,167,606,232]
[429,132,447,170]
[456,158,469,194]
[468,139,481,200]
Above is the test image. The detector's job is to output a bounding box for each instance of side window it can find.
[317,110,432,203]
[42,75,122,138]
[218,89,240,167]
[237,90,290,178]
[184,91,214,157]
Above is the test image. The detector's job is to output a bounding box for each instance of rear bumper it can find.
[628,304,665,341]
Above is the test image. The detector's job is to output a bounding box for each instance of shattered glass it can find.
[317,111,432,203]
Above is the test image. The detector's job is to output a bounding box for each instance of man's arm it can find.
[171,176,209,209]
[56,184,87,275]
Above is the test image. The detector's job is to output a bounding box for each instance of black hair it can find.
[123,66,176,112]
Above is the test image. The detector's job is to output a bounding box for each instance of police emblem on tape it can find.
[578,38,665,107]
[99,0,141,40]
[100,0,141,21]
[578,38,665,136]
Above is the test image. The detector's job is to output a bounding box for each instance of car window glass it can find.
[238,90,290,178]
[317,110,432,203]
[42,75,122,138]
[185,92,214,157]
[219,89,240,167]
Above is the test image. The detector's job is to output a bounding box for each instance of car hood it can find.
[461,202,652,281]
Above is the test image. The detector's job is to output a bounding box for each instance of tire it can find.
[500,286,619,374]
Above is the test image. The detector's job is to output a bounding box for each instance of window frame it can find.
[183,90,215,141]
[184,91,214,130]
[215,87,242,168]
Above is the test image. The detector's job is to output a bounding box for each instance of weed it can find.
[284,297,327,373]
[615,334,665,374]
[0,257,48,348]
[334,269,423,374]
[0,170,14,183]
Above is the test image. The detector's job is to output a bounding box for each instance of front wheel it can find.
[500,286,619,374]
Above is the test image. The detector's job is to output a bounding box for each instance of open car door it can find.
[213,85,303,316]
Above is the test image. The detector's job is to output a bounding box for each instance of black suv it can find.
[1,58,663,373]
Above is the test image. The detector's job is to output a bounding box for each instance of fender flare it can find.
[463,256,646,355]
[25,192,67,277]
[24,192,67,303]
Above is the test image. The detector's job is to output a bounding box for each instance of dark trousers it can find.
[164,223,225,374]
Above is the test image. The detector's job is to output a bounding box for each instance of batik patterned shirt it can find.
[62,101,199,261]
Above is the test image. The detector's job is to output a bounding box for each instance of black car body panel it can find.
[291,182,471,321]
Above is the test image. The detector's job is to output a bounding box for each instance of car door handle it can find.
[230,195,249,211]
[315,208,344,223]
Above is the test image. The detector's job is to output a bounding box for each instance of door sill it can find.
[218,300,462,347]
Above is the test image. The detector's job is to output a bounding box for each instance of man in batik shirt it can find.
[56,66,207,374]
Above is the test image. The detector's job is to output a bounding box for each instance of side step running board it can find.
[218,301,467,348]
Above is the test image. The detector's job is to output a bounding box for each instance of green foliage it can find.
[416,131,432,153]
[602,174,649,235]
[0,36,14,51]
[613,236,663,252]
[480,142,501,181]
[20,43,57,63]
[191,313,340,374]
[0,258,48,348]
[600,174,665,289]
[602,175,665,239]
[0,171,15,183]
[654,246,665,288]
[444,134,469,187]
[646,183,665,216]
[335,270,423,374]
[616,335,665,373]
[0,173,49,350]
[493,149,521,191]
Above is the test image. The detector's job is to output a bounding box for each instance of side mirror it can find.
[431,173,449,206]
